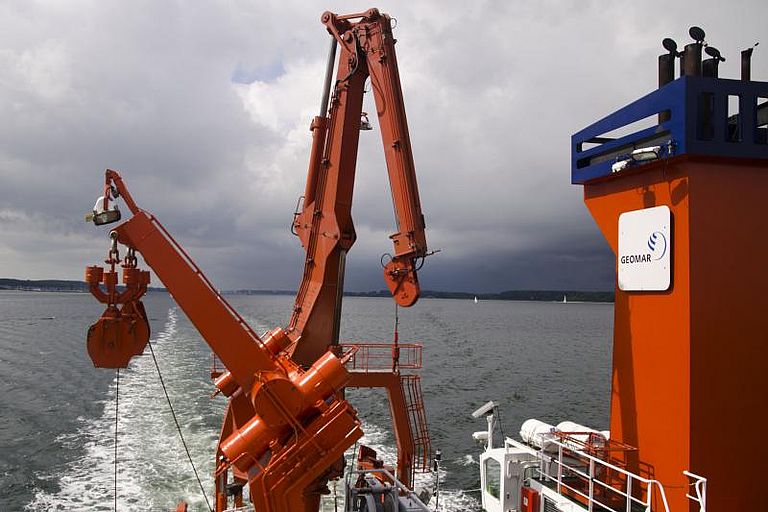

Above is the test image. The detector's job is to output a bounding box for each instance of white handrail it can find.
[647,479,671,512]
[504,430,707,512]
[546,436,665,508]
[683,470,707,512]
[536,435,684,512]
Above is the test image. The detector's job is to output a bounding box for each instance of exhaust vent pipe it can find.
[681,26,705,77]
[741,43,759,81]
[658,38,680,123]
[659,38,678,88]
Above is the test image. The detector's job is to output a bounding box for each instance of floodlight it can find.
[631,146,662,162]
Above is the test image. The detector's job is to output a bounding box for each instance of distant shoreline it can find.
[0,278,614,303]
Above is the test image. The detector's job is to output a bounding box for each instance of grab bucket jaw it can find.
[87,301,150,368]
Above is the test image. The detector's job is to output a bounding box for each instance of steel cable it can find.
[147,340,213,512]
[114,368,119,512]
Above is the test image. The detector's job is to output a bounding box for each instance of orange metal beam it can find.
[289,9,428,367]
[89,170,363,512]
[348,371,415,487]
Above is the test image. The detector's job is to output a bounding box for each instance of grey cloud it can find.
[1,0,766,291]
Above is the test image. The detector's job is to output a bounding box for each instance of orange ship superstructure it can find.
[576,28,768,512]
[475,27,767,512]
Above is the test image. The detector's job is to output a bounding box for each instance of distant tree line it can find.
[0,278,167,293]
[346,289,614,302]
[0,278,89,292]
[0,278,613,303]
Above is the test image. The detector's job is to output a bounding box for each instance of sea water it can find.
[0,291,612,511]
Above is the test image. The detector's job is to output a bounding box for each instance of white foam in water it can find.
[29,307,480,511]
[456,453,478,467]
[28,308,220,511]
[421,463,481,512]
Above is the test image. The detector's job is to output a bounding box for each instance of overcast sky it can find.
[1,0,766,293]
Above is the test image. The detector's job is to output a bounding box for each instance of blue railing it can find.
[571,76,768,184]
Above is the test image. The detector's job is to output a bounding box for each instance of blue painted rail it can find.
[572,76,768,184]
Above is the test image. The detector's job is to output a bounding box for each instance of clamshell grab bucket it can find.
[87,301,150,368]
[85,256,151,368]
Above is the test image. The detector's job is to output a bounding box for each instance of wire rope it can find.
[147,340,213,512]
[114,368,119,512]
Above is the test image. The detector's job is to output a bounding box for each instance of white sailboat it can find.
[474,296,478,304]
[562,294,567,303]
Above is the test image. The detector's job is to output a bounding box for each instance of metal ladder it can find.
[400,374,432,472]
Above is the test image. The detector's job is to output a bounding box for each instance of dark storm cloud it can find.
[1,0,766,292]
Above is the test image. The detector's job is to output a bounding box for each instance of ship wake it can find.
[27,308,220,511]
[27,306,479,511]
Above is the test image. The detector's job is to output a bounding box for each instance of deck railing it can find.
[339,342,422,371]
[683,471,707,512]
[535,435,706,512]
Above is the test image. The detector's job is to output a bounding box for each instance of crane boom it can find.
[289,9,428,366]
[86,170,363,512]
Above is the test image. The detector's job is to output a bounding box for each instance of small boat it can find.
[474,296,479,304]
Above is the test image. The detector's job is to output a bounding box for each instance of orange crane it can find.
[84,8,430,511]
[289,8,427,367]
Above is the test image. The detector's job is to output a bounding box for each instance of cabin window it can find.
[484,458,501,500]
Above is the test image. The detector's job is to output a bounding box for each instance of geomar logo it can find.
[619,230,667,265]
[647,231,667,260]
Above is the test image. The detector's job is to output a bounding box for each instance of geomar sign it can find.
[617,205,671,291]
